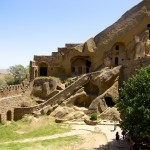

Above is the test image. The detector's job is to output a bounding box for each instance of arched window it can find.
[115,45,119,50]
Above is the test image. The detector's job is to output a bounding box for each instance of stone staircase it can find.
[14,68,108,120]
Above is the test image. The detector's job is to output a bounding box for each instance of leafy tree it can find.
[5,65,28,85]
[117,65,150,147]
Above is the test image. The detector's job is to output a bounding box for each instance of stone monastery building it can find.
[0,0,150,123]
[30,0,150,82]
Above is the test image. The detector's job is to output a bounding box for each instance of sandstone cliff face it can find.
[92,0,150,70]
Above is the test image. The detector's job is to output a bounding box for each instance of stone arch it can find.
[39,62,48,76]
[104,97,115,107]
[71,56,91,75]
[7,110,12,121]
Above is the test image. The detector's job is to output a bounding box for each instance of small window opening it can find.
[115,45,119,50]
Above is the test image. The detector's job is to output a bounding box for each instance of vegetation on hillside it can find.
[117,65,150,147]
[5,65,29,85]
[0,65,29,88]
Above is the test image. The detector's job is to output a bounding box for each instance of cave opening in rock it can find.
[104,97,115,107]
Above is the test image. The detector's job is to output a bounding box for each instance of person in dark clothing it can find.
[122,130,126,139]
[115,132,120,144]
[132,142,139,150]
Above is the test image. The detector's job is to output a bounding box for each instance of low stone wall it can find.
[0,95,23,122]
[0,80,31,99]
[0,84,23,98]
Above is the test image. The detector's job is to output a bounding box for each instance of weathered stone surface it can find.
[84,118,99,125]
[41,106,53,115]
[31,77,64,99]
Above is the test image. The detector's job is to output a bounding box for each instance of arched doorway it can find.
[35,69,38,78]
[7,110,12,121]
[39,62,48,76]
[104,97,115,107]
[71,56,91,75]
[115,57,118,66]
[86,60,91,73]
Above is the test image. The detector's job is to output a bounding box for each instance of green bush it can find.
[90,113,97,120]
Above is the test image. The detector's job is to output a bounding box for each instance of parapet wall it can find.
[0,84,23,98]
[0,80,30,98]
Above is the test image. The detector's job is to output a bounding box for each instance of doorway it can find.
[7,110,12,121]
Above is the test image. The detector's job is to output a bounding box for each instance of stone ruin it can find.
[0,0,150,123]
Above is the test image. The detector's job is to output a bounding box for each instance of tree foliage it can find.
[5,65,28,85]
[117,65,150,146]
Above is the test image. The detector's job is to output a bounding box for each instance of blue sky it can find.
[0,0,141,69]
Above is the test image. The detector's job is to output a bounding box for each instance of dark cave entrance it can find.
[104,97,115,107]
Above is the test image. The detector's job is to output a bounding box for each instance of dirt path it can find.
[1,121,130,150]
[1,124,108,150]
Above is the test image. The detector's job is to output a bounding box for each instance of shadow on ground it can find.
[94,139,131,150]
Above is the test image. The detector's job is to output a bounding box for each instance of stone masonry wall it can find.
[0,81,30,98]
[0,95,23,122]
